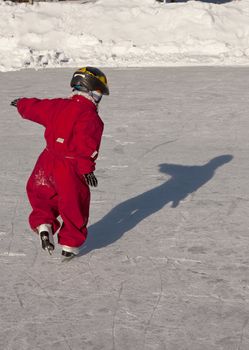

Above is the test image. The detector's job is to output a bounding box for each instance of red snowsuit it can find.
[17,95,104,249]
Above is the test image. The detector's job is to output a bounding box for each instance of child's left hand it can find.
[10,98,21,107]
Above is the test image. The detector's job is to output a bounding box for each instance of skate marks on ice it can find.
[109,256,165,350]
[84,154,233,254]
[0,196,30,260]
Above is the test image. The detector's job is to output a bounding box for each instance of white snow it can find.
[1,0,249,71]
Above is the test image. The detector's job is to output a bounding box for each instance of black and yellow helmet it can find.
[70,67,109,95]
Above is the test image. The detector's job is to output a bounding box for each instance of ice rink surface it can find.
[0,67,249,350]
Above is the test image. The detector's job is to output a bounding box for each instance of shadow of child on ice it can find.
[81,154,233,255]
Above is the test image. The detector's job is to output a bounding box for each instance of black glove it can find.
[10,98,20,107]
[84,172,98,187]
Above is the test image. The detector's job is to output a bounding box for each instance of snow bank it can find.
[1,0,249,71]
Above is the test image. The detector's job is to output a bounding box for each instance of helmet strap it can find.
[89,90,103,104]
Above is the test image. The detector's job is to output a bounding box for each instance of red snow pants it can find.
[26,148,90,248]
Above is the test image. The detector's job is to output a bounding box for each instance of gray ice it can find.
[0,67,249,350]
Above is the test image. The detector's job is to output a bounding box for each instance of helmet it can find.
[70,67,109,95]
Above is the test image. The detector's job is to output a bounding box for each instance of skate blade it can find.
[45,247,53,256]
[61,255,76,263]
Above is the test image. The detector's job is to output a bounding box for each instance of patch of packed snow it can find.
[1,0,249,71]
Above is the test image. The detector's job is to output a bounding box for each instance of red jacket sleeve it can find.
[17,98,56,127]
[75,111,104,174]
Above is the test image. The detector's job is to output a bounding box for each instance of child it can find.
[11,67,109,258]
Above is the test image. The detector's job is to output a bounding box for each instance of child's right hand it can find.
[84,173,98,187]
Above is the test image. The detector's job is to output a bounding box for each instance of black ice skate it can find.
[62,250,75,258]
[37,224,55,255]
[40,231,55,255]
[61,250,76,262]
[61,245,80,262]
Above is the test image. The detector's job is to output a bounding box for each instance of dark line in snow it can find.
[141,139,178,158]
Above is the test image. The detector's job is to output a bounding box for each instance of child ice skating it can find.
[11,67,109,258]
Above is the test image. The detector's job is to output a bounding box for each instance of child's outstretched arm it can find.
[11,97,56,127]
